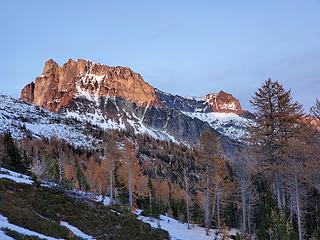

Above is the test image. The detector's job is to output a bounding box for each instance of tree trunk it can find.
[295,174,302,240]
[205,166,210,235]
[58,155,63,189]
[216,185,221,231]
[289,189,293,224]
[128,161,133,211]
[211,192,216,223]
[184,169,191,229]
[109,157,113,205]
[149,188,152,217]
[241,177,247,236]
[248,194,251,235]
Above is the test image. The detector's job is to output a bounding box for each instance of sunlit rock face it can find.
[20,59,160,112]
[204,91,243,114]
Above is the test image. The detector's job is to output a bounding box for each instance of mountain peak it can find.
[204,91,243,114]
[20,59,160,112]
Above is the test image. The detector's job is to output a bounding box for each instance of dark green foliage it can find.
[136,179,162,219]
[169,198,187,221]
[75,160,89,191]
[113,161,128,206]
[0,179,169,240]
[45,152,62,183]
[254,179,277,239]
[253,178,296,240]
[137,196,163,219]
[268,209,296,240]
[3,229,46,240]
[1,132,29,173]
[304,189,320,238]
[223,202,239,229]
[189,201,204,224]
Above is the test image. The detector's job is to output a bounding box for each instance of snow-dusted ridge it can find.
[0,95,98,148]
[182,111,250,140]
[0,94,181,146]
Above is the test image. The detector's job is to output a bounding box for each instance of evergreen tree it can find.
[75,159,89,191]
[1,133,29,173]
[310,98,320,120]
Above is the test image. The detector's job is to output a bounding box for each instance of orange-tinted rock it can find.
[301,116,320,132]
[20,59,160,112]
[204,91,243,114]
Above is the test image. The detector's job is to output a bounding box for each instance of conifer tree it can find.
[310,98,320,121]
[1,132,28,173]
[248,78,303,211]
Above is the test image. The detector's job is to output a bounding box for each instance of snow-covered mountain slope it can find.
[182,111,250,140]
[156,90,251,141]
[64,96,180,143]
[0,95,100,147]
[0,94,179,146]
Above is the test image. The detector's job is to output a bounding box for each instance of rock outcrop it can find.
[204,91,243,114]
[20,59,160,112]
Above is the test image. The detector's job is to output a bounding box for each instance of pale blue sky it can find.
[0,0,319,110]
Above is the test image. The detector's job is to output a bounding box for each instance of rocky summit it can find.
[204,91,243,114]
[21,59,160,112]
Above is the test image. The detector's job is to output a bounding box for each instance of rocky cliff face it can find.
[20,59,159,112]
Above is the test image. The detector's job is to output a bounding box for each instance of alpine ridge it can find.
[19,59,251,147]
[21,59,160,112]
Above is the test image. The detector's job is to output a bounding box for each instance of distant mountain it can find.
[18,59,252,147]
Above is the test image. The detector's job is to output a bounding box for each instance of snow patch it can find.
[0,214,63,240]
[0,168,33,185]
[60,221,95,240]
[134,210,237,240]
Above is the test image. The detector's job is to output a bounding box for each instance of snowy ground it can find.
[0,167,239,240]
[60,221,94,240]
[0,168,33,185]
[0,214,63,240]
[134,210,238,240]
[0,169,95,239]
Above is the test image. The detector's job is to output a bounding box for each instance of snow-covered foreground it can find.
[0,167,239,240]
[0,214,63,240]
[134,210,238,240]
[0,213,95,240]
[0,168,33,185]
